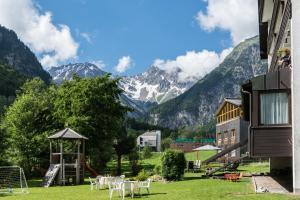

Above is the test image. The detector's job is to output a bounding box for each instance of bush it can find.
[135,169,149,181]
[142,145,152,159]
[161,149,186,181]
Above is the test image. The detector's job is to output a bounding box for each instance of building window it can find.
[260,92,289,125]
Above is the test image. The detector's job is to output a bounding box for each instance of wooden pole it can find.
[60,141,63,185]
[82,140,85,183]
[76,140,80,184]
[50,141,52,164]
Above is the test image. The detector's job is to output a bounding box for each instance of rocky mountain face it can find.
[0,25,51,84]
[0,26,52,114]
[145,36,267,129]
[120,66,196,104]
[48,63,197,117]
[48,62,107,83]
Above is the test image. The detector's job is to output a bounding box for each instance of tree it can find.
[0,123,9,165]
[128,147,140,176]
[113,123,136,175]
[162,138,173,151]
[142,145,152,159]
[2,78,61,174]
[53,75,129,170]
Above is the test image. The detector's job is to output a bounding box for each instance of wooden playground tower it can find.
[47,128,88,186]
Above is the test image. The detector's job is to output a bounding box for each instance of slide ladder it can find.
[203,139,248,165]
[206,155,248,176]
[43,164,60,187]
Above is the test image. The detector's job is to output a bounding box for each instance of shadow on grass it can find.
[0,193,11,197]
[183,176,202,181]
[27,179,43,187]
[132,192,167,198]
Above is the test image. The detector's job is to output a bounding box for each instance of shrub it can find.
[161,149,186,181]
[150,174,163,182]
[135,169,149,181]
[142,145,152,159]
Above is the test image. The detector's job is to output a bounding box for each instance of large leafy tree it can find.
[2,78,61,174]
[53,75,129,170]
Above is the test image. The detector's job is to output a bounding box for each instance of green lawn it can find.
[1,151,298,200]
[1,174,298,200]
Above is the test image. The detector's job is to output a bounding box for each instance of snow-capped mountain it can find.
[49,63,197,105]
[48,62,106,83]
[120,66,196,104]
[48,62,196,117]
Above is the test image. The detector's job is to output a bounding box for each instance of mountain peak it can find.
[0,25,51,83]
[48,62,106,83]
[121,64,196,104]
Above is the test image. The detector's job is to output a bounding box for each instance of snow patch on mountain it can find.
[119,66,196,104]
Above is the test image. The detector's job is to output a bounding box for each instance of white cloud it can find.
[154,48,232,82]
[80,32,92,44]
[0,0,79,68]
[91,60,105,69]
[196,0,258,45]
[115,56,134,73]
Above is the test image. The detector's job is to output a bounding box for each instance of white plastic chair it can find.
[98,176,106,189]
[138,179,151,194]
[108,181,124,200]
[89,177,98,190]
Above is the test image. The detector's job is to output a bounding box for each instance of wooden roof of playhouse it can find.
[215,98,243,124]
[48,128,88,140]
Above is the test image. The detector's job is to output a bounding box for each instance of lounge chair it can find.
[193,160,201,172]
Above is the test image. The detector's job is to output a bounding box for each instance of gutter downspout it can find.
[241,89,252,156]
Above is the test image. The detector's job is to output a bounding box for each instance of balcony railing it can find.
[259,0,265,22]
[267,0,280,54]
[270,0,291,72]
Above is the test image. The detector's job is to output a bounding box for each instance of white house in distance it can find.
[137,130,161,152]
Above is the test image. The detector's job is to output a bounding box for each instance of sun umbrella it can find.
[193,145,221,160]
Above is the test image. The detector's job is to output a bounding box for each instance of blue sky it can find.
[0,0,258,78]
[37,0,232,75]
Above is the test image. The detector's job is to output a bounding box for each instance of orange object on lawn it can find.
[224,173,243,182]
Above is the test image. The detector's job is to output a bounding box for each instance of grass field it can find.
[1,151,299,200]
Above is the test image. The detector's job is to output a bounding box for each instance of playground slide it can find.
[85,162,98,177]
[43,164,60,187]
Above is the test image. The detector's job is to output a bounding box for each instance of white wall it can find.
[291,0,300,193]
